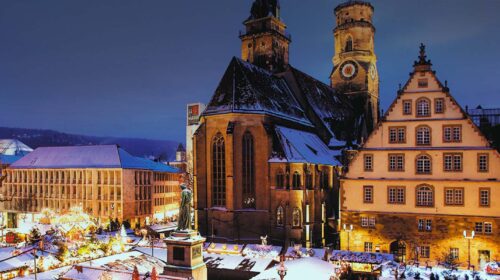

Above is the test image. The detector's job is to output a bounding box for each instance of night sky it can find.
[1,0,499,143]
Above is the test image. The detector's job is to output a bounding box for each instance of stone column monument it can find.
[163,178,207,280]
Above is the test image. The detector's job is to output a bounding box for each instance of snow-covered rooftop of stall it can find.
[9,145,179,172]
[272,126,341,165]
[251,257,334,280]
[204,253,275,273]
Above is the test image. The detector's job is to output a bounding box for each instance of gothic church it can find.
[193,0,378,247]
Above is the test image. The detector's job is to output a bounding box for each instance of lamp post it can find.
[343,224,353,251]
[277,260,287,280]
[463,230,475,270]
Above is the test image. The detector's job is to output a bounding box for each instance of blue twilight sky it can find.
[1,0,500,143]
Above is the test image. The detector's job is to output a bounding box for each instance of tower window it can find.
[276,170,285,189]
[345,36,353,52]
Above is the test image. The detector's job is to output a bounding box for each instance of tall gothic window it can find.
[416,98,431,117]
[292,172,301,189]
[320,171,329,189]
[416,125,431,145]
[242,132,255,208]
[276,206,284,227]
[276,170,285,189]
[305,172,313,190]
[345,35,353,52]
[212,133,226,207]
[416,185,434,207]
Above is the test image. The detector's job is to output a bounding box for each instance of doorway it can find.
[478,250,490,270]
[390,240,407,263]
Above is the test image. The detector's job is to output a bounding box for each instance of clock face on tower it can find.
[340,60,358,80]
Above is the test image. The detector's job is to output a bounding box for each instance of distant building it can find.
[2,145,180,229]
[340,45,500,268]
[167,143,187,172]
[0,139,33,172]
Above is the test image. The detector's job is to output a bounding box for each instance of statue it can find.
[260,235,268,246]
[177,175,192,231]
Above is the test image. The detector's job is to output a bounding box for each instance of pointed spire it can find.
[413,43,432,71]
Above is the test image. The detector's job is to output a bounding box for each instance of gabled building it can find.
[340,45,500,269]
[193,0,375,247]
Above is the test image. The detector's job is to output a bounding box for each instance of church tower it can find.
[240,0,291,72]
[330,1,379,138]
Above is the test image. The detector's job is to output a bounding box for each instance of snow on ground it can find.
[251,257,334,280]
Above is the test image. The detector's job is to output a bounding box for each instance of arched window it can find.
[416,185,434,207]
[276,170,285,189]
[242,132,255,208]
[292,172,301,189]
[416,126,431,145]
[305,172,313,190]
[345,35,353,52]
[416,154,432,174]
[212,133,226,207]
[276,206,284,227]
[292,208,301,227]
[416,98,431,117]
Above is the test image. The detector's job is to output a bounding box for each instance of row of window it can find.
[363,185,491,207]
[153,185,178,194]
[153,197,176,206]
[388,125,461,145]
[6,170,120,185]
[3,185,122,201]
[402,97,445,117]
[276,206,302,227]
[153,173,178,182]
[275,170,329,190]
[364,153,489,173]
[360,217,493,235]
[3,199,122,217]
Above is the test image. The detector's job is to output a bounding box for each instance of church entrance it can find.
[390,240,406,263]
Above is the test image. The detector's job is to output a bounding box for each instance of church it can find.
[192,0,378,247]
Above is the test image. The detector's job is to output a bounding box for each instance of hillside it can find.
[0,127,179,161]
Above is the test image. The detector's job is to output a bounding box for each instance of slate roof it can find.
[9,145,179,172]
[271,126,340,165]
[203,57,312,126]
[288,67,354,138]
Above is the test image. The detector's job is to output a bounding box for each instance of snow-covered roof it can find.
[251,257,334,280]
[329,250,394,264]
[61,265,181,280]
[9,145,179,172]
[0,139,33,156]
[272,126,341,165]
[203,57,312,126]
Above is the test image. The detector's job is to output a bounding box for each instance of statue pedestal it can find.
[163,230,207,280]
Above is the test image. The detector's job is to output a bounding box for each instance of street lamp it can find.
[276,260,287,280]
[463,230,475,270]
[343,224,353,251]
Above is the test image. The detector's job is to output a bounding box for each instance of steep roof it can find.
[271,126,340,165]
[203,57,312,126]
[0,139,33,156]
[288,67,355,139]
[10,145,179,172]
